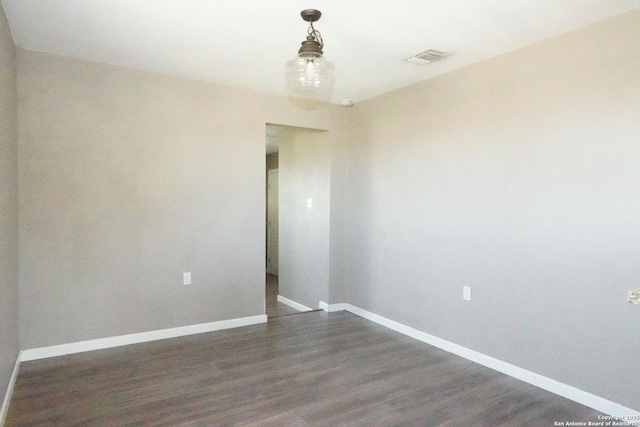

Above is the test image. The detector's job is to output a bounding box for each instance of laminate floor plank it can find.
[6,311,606,426]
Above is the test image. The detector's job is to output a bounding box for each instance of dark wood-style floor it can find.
[265,274,305,318]
[6,310,604,426]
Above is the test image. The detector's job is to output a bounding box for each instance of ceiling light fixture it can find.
[286,9,334,96]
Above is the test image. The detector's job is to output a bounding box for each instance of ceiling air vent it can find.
[406,49,452,65]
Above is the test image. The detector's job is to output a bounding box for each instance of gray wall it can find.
[345,9,640,410]
[17,50,347,349]
[0,3,19,408]
[329,122,347,305]
[279,130,331,308]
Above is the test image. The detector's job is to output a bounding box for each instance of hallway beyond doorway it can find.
[266,274,313,318]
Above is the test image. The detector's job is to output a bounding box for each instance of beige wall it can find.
[0,3,19,410]
[279,130,331,308]
[345,8,640,410]
[17,49,347,349]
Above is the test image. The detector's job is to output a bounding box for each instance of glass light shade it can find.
[286,53,334,95]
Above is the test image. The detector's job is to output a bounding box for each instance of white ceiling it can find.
[2,0,640,105]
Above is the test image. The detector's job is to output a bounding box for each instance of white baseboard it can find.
[20,314,268,362]
[319,301,346,312]
[344,304,640,421]
[0,354,20,427]
[277,295,312,312]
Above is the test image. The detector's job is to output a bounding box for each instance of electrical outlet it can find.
[628,289,640,305]
[183,272,191,285]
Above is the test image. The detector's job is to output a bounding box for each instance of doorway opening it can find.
[265,123,328,318]
[265,160,297,317]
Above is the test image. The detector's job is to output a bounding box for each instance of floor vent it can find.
[406,49,452,64]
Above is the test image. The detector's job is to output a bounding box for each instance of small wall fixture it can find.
[286,9,334,96]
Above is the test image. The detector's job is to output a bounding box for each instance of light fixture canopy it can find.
[286,9,334,96]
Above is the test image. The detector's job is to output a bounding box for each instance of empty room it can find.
[1,1,639,425]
